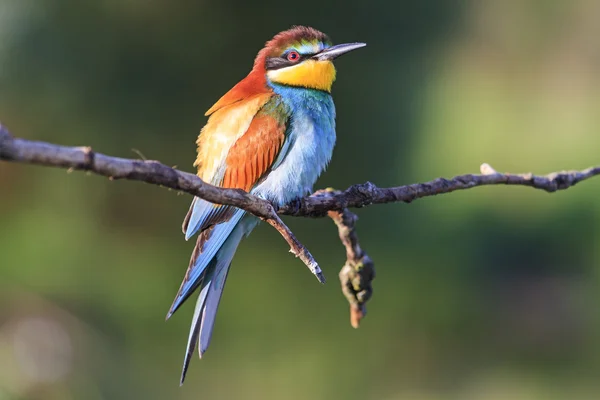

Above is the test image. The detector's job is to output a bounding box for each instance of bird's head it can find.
[255,26,365,93]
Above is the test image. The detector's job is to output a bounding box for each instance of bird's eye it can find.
[287,51,300,62]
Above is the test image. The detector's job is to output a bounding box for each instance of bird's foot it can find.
[287,197,303,215]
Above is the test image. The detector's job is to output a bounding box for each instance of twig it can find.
[317,189,374,328]
[264,214,325,283]
[279,164,600,217]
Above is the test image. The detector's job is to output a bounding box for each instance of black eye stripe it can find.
[265,58,291,70]
[266,52,311,70]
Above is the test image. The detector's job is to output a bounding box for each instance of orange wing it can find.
[195,92,273,184]
[221,112,286,191]
[183,96,290,239]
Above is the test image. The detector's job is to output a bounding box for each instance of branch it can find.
[2,124,600,327]
[0,124,325,283]
[317,189,375,328]
[281,163,600,218]
[3,126,599,219]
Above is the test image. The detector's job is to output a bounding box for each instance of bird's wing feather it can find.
[221,109,288,191]
[170,95,291,317]
[182,197,236,240]
[183,92,273,239]
[184,93,290,239]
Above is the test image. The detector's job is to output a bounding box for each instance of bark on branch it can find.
[2,124,599,326]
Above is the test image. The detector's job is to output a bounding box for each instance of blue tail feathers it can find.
[178,216,248,384]
[168,208,245,319]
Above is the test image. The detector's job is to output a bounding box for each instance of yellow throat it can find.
[267,60,337,92]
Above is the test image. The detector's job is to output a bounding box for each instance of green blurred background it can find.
[1,1,600,399]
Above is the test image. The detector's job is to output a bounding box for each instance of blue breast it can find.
[251,84,336,205]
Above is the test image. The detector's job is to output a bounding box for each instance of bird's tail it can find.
[175,212,257,385]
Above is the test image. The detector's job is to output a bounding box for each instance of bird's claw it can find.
[288,197,303,215]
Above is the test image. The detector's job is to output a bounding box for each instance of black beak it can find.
[312,42,367,61]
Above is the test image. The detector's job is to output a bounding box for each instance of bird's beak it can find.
[312,42,366,61]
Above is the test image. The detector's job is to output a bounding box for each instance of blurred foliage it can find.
[1,0,600,399]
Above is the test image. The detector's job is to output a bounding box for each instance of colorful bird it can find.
[166,26,365,384]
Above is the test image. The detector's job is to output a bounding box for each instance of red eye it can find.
[287,51,300,62]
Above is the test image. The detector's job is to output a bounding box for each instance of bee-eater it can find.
[167,26,365,383]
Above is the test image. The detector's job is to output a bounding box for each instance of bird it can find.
[166,26,365,384]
